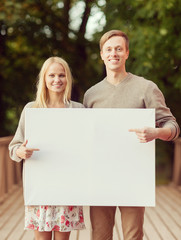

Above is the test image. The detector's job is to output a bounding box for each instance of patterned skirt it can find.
[25,205,85,232]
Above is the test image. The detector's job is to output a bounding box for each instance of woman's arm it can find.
[9,102,39,161]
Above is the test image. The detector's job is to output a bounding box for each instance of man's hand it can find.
[129,127,159,143]
[129,127,172,143]
[16,140,40,159]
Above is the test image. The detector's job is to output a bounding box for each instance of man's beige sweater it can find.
[83,73,180,140]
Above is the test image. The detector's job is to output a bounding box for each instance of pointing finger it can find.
[27,148,40,152]
[129,128,140,133]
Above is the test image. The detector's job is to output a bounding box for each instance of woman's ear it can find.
[100,50,104,61]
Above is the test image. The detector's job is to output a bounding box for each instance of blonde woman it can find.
[9,57,85,240]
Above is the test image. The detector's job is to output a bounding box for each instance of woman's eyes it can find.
[49,74,65,78]
[59,74,65,78]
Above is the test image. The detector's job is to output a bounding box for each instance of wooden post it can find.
[172,138,181,186]
[0,136,22,202]
[0,145,6,201]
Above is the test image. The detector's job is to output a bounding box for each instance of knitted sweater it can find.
[9,101,84,162]
[83,73,180,141]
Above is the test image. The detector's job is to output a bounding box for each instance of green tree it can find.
[0,0,103,136]
[101,0,181,102]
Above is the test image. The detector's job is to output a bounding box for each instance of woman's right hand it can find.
[16,140,40,159]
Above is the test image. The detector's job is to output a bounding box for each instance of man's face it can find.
[101,36,129,72]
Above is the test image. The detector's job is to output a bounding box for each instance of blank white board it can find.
[24,108,155,206]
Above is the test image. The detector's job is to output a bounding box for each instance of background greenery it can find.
[0,0,180,183]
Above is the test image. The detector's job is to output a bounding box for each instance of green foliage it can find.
[103,0,181,90]
[0,0,101,136]
[101,0,181,124]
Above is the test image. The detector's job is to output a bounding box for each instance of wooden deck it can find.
[0,184,181,240]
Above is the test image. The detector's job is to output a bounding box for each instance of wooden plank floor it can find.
[0,185,181,240]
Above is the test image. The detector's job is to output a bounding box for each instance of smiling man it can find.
[83,30,180,240]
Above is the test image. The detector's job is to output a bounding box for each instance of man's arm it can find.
[144,81,180,141]
[129,80,180,143]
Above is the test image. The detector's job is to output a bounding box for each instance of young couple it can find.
[9,30,179,240]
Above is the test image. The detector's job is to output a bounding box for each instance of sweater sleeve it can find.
[70,101,85,108]
[8,102,34,162]
[83,91,89,108]
[144,82,180,141]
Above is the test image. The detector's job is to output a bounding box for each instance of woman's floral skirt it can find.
[25,205,85,232]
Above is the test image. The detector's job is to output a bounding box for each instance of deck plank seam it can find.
[6,211,25,240]
[144,210,164,240]
[156,193,181,228]
[153,204,178,240]
[0,198,24,230]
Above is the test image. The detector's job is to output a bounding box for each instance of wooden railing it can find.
[0,136,180,204]
[0,136,22,203]
[172,137,181,186]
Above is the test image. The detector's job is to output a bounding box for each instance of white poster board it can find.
[24,108,155,206]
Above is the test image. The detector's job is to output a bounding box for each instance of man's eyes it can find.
[106,47,122,52]
[116,47,123,51]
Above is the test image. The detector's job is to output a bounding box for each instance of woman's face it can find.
[45,62,67,95]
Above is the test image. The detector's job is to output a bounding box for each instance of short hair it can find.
[34,56,72,107]
[100,30,129,51]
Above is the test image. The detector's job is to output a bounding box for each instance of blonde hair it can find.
[100,30,129,51]
[34,57,72,108]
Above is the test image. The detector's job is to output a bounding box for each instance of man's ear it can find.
[126,49,129,60]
